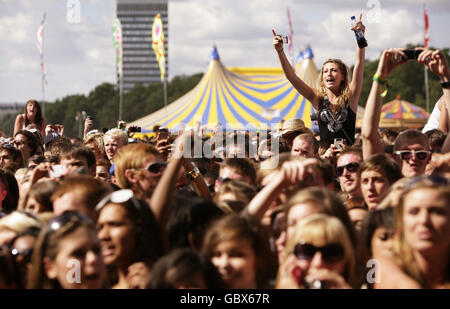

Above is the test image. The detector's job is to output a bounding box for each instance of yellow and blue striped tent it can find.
[129,46,319,132]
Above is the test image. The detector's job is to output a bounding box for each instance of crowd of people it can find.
[0,16,449,290]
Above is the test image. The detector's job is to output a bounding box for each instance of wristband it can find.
[373,74,391,98]
[441,81,450,89]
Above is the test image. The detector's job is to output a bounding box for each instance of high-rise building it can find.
[117,0,168,92]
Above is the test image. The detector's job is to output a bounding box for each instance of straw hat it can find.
[280,118,306,135]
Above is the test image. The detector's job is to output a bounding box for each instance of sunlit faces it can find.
[44,227,106,289]
[97,203,137,268]
[286,201,322,240]
[322,62,344,91]
[361,170,390,210]
[394,139,430,177]
[210,239,257,289]
[371,227,394,258]
[403,188,450,254]
[104,136,124,161]
[337,153,362,198]
[291,139,315,158]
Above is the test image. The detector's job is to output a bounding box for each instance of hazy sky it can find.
[1,0,449,103]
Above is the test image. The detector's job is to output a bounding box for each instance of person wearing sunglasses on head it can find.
[27,211,107,289]
[96,189,163,289]
[276,214,355,289]
[336,146,363,201]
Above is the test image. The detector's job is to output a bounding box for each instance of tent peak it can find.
[210,45,220,61]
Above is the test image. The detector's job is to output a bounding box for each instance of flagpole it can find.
[424,4,430,113]
[163,78,167,122]
[119,74,123,121]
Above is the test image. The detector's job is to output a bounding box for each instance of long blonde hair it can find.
[393,177,450,287]
[317,59,350,113]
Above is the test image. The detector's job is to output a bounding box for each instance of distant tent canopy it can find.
[379,98,430,128]
[128,46,319,132]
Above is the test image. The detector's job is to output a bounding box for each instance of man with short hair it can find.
[392,129,431,178]
[214,158,256,193]
[336,147,363,200]
[290,133,319,158]
[59,146,97,177]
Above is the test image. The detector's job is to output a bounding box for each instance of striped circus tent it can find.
[128,46,319,132]
[379,97,430,128]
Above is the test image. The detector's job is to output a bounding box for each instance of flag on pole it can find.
[152,13,165,81]
[37,13,47,84]
[424,7,429,48]
[112,18,123,78]
[286,8,294,63]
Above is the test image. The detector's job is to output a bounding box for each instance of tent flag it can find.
[37,13,47,84]
[112,18,123,78]
[152,13,165,81]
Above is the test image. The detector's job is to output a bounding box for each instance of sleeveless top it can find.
[317,95,356,146]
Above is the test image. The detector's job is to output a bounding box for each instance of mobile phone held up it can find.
[403,49,421,61]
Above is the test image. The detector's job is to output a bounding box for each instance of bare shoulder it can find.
[374,254,421,289]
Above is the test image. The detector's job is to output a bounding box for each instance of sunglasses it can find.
[394,150,430,161]
[294,241,345,263]
[96,189,141,212]
[142,162,167,174]
[336,162,360,177]
[47,211,93,233]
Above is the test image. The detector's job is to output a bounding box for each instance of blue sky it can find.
[0,0,449,103]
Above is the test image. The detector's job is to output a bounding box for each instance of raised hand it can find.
[272,29,284,53]
[376,48,408,78]
[350,13,366,34]
[417,48,450,81]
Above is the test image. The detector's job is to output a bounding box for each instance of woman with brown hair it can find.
[14,100,47,139]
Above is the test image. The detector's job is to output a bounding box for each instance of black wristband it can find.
[441,81,450,89]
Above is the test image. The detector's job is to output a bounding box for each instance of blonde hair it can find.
[393,177,450,287]
[317,59,351,113]
[113,143,160,190]
[103,128,128,146]
[282,214,355,285]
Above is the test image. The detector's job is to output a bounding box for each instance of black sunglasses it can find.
[336,162,360,177]
[143,162,167,174]
[294,242,345,263]
[394,150,430,161]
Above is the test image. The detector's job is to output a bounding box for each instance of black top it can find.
[317,95,356,147]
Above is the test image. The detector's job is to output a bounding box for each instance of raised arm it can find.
[348,14,366,112]
[362,48,407,159]
[13,114,24,137]
[418,48,450,152]
[273,29,319,110]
